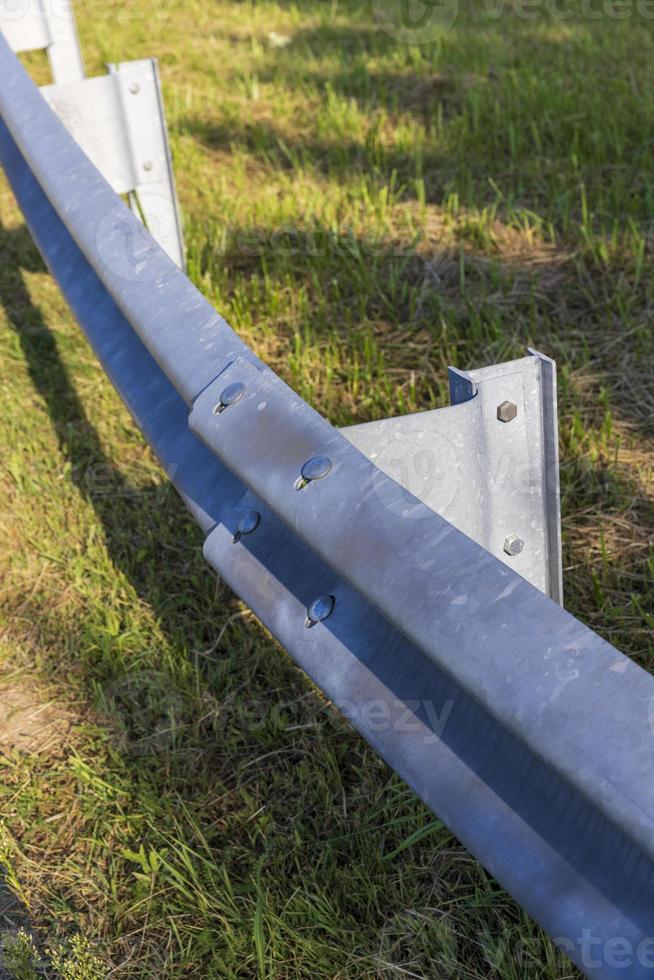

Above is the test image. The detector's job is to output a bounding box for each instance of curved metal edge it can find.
[204,506,654,980]
[528,347,564,604]
[0,34,261,403]
[189,355,654,877]
[2,118,654,979]
[0,115,242,534]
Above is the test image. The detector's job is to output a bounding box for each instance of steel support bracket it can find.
[40,59,185,269]
[343,348,563,602]
[0,0,84,83]
[0,0,184,264]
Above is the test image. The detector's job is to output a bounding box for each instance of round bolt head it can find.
[305,594,335,627]
[142,160,154,172]
[129,82,140,94]
[301,455,332,483]
[503,534,524,557]
[237,510,260,536]
[214,381,245,413]
[497,400,518,423]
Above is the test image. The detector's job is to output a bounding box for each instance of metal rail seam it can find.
[2,33,654,978]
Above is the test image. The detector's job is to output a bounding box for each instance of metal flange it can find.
[343,349,563,602]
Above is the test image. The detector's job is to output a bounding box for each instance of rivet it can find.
[213,381,246,415]
[129,82,140,94]
[142,160,154,172]
[503,534,524,557]
[233,510,260,543]
[497,400,518,423]
[305,594,335,628]
[296,455,332,490]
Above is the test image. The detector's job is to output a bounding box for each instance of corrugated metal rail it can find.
[2,33,654,979]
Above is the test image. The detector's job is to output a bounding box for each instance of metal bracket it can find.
[0,0,84,83]
[40,60,185,269]
[342,349,563,603]
[0,1,184,265]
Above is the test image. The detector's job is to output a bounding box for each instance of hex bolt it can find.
[142,160,154,172]
[497,400,518,423]
[129,82,140,94]
[233,510,260,543]
[503,534,525,557]
[213,381,246,415]
[295,455,332,490]
[305,594,335,628]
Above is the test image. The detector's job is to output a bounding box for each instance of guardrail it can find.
[0,0,84,83]
[0,0,184,267]
[2,31,654,980]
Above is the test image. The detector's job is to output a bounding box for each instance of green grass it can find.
[1,0,654,976]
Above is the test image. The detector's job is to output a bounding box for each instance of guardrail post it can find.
[343,348,563,601]
[1,3,184,266]
[40,59,185,268]
[0,0,84,83]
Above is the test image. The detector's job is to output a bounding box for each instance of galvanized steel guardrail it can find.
[2,32,654,980]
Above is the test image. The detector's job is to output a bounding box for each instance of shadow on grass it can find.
[0,876,29,935]
[1,210,652,975]
[0,219,234,743]
[185,18,654,226]
[180,109,450,197]
[0,872,33,979]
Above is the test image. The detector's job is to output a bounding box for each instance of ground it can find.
[0,0,653,976]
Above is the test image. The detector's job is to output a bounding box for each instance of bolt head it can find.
[497,400,518,423]
[237,510,260,536]
[129,82,140,94]
[301,455,332,482]
[142,160,154,172]
[218,381,245,409]
[306,594,335,626]
[503,534,524,557]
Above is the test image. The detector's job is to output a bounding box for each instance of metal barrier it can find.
[0,2,185,267]
[2,31,654,980]
[0,0,84,83]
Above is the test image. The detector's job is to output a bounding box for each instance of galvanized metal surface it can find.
[344,349,563,600]
[0,0,83,83]
[41,59,185,267]
[0,33,260,402]
[2,34,654,979]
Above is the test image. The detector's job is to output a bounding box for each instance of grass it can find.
[1,0,654,975]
